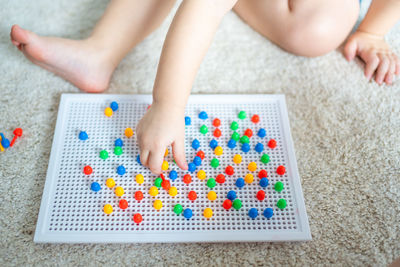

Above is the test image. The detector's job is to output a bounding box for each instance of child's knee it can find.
[283,22,340,57]
[282,2,359,57]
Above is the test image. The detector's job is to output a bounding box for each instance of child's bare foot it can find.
[10,25,115,92]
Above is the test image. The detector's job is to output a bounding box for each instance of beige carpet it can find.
[1,0,399,266]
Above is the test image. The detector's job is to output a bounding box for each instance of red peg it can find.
[135,191,144,202]
[251,114,260,123]
[133,213,142,224]
[225,165,234,176]
[256,190,266,201]
[268,139,277,149]
[161,180,171,191]
[83,165,93,175]
[10,128,23,147]
[277,165,286,175]
[213,118,221,127]
[183,174,192,185]
[213,128,222,138]
[216,174,226,184]
[119,199,128,209]
[258,169,268,179]
[196,150,205,160]
[244,128,253,138]
[223,199,232,210]
[188,191,197,202]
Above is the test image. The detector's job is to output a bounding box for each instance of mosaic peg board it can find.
[34,94,311,243]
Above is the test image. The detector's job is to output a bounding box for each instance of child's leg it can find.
[10,0,176,92]
[233,0,359,57]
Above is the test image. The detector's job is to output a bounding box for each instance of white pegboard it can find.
[34,94,311,243]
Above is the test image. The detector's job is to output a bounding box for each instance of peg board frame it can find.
[34,94,311,243]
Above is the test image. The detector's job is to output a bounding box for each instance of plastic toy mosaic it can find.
[34,94,311,243]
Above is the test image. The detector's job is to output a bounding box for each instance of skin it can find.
[10,0,176,92]
[10,0,400,174]
[344,0,400,84]
[233,0,400,84]
[136,0,237,173]
[233,0,361,57]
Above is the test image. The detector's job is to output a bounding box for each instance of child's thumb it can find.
[172,139,188,170]
[344,39,357,61]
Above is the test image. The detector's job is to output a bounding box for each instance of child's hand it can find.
[136,102,188,174]
[344,30,400,85]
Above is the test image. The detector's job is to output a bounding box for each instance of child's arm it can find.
[136,0,237,174]
[344,0,400,85]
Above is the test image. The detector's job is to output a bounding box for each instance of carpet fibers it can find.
[0,0,399,266]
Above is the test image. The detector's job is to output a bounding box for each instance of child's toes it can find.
[10,25,32,45]
[11,39,20,47]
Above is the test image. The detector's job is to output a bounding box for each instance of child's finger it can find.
[343,39,357,61]
[375,54,390,85]
[140,150,150,167]
[394,54,400,76]
[172,139,188,170]
[136,131,149,167]
[362,52,379,80]
[148,148,164,174]
[384,58,396,84]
